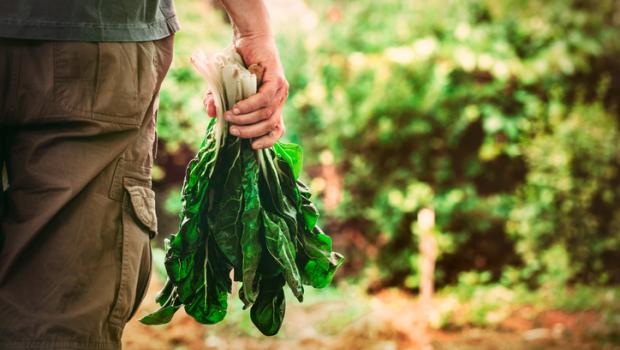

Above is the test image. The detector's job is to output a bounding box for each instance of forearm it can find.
[218,0,272,39]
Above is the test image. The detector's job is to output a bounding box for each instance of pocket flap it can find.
[124,183,158,237]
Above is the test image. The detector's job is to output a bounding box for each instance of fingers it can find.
[203,69,288,148]
[228,112,279,139]
[251,122,286,150]
[228,104,286,149]
[224,107,272,125]
[203,91,217,118]
[225,73,287,146]
[231,77,289,115]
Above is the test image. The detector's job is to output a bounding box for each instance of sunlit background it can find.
[124,0,620,348]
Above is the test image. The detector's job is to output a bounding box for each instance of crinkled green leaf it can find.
[250,274,286,336]
[300,227,345,288]
[139,305,180,325]
[262,211,303,301]
[208,133,244,267]
[239,143,263,303]
[140,280,181,325]
[184,237,230,324]
[154,278,175,306]
[274,142,303,179]
[296,180,319,232]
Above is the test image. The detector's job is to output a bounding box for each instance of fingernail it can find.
[253,143,262,149]
[230,127,239,136]
[233,107,240,115]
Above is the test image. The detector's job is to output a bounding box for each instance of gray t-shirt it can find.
[0,0,180,42]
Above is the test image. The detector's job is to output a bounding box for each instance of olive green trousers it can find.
[0,35,173,349]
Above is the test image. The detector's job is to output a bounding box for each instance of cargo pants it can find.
[0,35,173,349]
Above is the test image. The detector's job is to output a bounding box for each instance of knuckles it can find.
[276,76,289,89]
[237,76,288,115]
[263,108,273,120]
[278,80,289,104]
[259,94,270,108]
[278,79,289,99]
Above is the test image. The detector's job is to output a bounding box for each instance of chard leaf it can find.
[296,180,320,232]
[257,149,286,213]
[140,280,181,325]
[250,274,286,336]
[238,283,253,310]
[185,276,228,324]
[165,251,194,284]
[262,211,303,301]
[208,133,244,267]
[184,236,230,324]
[258,149,300,249]
[300,227,344,288]
[239,142,262,303]
[154,279,175,306]
[273,142,303,179]
[139,305,180,325]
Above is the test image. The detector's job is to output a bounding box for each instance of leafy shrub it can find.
[282,0,620,288]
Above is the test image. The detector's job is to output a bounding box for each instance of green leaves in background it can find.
[280,0,620,288]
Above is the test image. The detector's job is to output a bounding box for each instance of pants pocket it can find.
[109,177,158,328]
[52,42,97,115]
[52,41,158,125]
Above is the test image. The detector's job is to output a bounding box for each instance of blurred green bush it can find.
[155,0,620,291]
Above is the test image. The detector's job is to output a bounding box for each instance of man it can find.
[0,0,288,349]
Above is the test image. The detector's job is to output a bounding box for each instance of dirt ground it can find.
[122,273,619,350]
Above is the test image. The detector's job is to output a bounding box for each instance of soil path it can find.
[122,274,616,350]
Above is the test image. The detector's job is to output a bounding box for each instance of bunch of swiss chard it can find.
[140,46,344,336]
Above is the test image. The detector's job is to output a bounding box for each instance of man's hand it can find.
[204,0,288,150]
[204,35,288,150]
[230,34,288,149]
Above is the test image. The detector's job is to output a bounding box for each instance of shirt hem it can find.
[0,15,180,42]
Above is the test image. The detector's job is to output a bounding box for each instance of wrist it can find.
[232,26,273,43]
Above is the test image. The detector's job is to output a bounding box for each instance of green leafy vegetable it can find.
[140,46,344,335]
